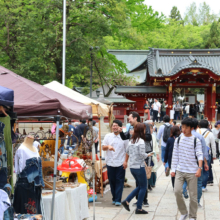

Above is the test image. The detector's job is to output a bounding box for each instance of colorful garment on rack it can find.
[0,122,7,168]
[0,116,13,191]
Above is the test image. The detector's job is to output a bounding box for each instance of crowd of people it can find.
[102,106,220,219]
[51,119,100,154]
[143,99,205,122]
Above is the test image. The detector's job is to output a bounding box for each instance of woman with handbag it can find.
[143,100,150,121]
[122,123,153,214]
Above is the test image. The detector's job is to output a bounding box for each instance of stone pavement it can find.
[88,160,220,220]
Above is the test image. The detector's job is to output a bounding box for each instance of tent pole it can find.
[62,0,66,85]
[92,142,96,220]
[98,116,103,197]
[51,116,60,220]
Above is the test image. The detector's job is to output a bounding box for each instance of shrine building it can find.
[108,48,220,122]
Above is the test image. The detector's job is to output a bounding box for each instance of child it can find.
[171,118,203,220]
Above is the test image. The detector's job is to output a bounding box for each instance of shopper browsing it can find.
[171,118,203,220]
[122,123,153,214]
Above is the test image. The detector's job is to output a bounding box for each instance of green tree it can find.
[204,19,220,48]
[184,2,199,26]
[170,6,182,21]
[144,19,210,49]
[124,0,165,33]
[184,2,218,26]
[198,2,218,25]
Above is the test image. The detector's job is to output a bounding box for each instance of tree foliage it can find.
[184,2,218,26]
[204,19,220,48]
[0,0,220,97]
[170,6,182,21]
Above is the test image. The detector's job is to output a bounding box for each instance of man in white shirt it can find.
[102,119,128,206]
[152,99,161,123]
[185,104,190,118]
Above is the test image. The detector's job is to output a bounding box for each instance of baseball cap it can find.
[216,120,220,126]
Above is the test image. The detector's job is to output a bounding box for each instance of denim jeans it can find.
[107,165,125,203]
[0,167,8,188]
[182,181,188,196]
[202,155,211,188]
[0,179,13,220]
[160,111,166,122]
[153,110,158,122]
[183,113,188,119]
[175,111,180,120]
[136,177,148,202]
[161,146,169,171]
[19,157,45,187]
[125,167,147,210]
[208,163,213,183]
[197,170,203,203]
[4,206,14,220]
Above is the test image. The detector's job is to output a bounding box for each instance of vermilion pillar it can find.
[211,84,216,122]
[206,87,212,121]
[166,84,173,116]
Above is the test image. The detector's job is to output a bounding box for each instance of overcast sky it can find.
[144,0,220,17]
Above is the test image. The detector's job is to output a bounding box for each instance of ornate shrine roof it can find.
[108,50,148,83]
[148,48,220,77]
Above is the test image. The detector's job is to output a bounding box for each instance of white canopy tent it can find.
[44,81,112,198]
[44,81,110,117]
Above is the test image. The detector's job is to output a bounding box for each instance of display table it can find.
[65,184,89,220]
[42,191,71,220]
[42,184,89,220]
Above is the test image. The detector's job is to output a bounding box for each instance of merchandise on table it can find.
[14,213,42,220]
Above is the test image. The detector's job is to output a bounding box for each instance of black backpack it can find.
[163,124,172,143]
[145,123,152,142]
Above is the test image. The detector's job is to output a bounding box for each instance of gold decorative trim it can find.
[212,84,216,93]
[169,84,172,93]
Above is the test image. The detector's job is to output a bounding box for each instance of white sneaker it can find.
[179,214,188,220]
[202,188,208,192]
[198,203,203,209]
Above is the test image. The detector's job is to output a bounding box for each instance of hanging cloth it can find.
[0,116,13,191]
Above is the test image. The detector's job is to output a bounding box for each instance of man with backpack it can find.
[157,115,172,175]
[182,118,209,208]
[171,118,203,220]
[197,120,216,192]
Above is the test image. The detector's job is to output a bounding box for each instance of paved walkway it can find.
[88,160,220,220]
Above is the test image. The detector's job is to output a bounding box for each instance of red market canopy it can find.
[0,66,92,120]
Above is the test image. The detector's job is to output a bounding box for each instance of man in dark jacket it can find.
[76,119,88,143]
